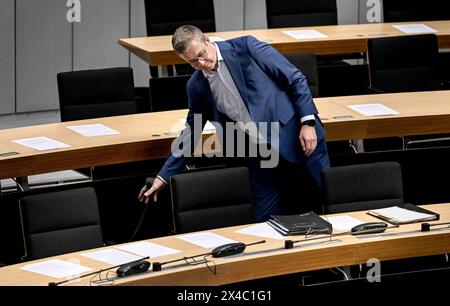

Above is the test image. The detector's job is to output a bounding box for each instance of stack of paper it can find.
[368,206,436,224]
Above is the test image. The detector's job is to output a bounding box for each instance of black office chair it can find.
[367,34,449,150]
[321,162,448,278]
[321,162,404,214]
[383,0,450,87]
[284,53,319,98]
[144,0,216,77]
[383,0,450,22]
[149,75,190,112]
[368,34,442,93]
[265,0,337,28]
[169,167,255,234]
[57,67,139,122]
[20,187,104,260]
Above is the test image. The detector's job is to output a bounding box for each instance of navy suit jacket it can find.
[158,36,329,184]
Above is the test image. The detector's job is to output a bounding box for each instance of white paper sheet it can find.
[115,242,181,259]
[177,232,237,248]
[13,137,70,151]
[236,223,285,240]
[80,249,142,266]
[347,103,399,116]
[392,24,437,34]
[67,124,119,137]
[325,215,365,231]
[282,30,328,40]
[20,259,92,279]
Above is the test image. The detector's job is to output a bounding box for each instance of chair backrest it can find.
[57,67,137,121]
[20,187,104,260]
[170,167,255,234]
[383,0,450,22]
[284,53,319,97]
[144,0,215,36]
[367,34,441,93]
[149,75,190,112]
[265,0,337,28]
[321,162,404,214]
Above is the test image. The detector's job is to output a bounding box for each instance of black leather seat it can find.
[265,0,337,28]
[383,0,450,22]
[368,34,442,93]
[284,53,319,98]
[144,0,215,77]
[366,34,449,150]
[169,167,255,234]
[149,75,190,112]
[57,67,139,121]
[321,162,404,214]
[20,187,104,260]
[321,161,448,278]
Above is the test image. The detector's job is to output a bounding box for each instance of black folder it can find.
[267,211,332,236]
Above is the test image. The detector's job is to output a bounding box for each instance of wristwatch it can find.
[301,119,316,127]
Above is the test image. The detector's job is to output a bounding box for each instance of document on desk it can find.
[20,259,92,279]
[325,215,365,231]
[67,124,119,137]
[392,24,437,34]
[115,242,181,259]
[347,103,399,116]
[80,248,143,266]
[282,30,328,40]
[177,232,237,248]
[236,223,285,240]
[13,137,70,151]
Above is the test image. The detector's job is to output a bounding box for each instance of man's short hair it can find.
[172,25,206,54]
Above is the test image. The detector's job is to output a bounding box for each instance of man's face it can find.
[179,38,217,71]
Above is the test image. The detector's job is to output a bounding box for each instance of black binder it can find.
[267,211,332,236]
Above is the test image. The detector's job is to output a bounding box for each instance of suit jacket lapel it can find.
[217,42,250,109]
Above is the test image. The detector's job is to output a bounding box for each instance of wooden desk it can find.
[316,90,450,141]
[2,91,450,180]
[0,110,191,180]
[0,203,448,286]
[119,21,450,66]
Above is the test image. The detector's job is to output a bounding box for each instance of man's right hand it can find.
[138,177,167,204]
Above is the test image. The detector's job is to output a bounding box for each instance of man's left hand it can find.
[299,126,317,157]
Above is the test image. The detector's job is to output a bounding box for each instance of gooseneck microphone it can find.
[152,240,266,272]
[285,222,398,249]
[48,256,150,286]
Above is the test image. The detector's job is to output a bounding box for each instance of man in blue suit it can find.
[139,25,330,221]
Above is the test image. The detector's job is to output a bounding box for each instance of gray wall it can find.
[1,0,370,121]
[0,0,15,115]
